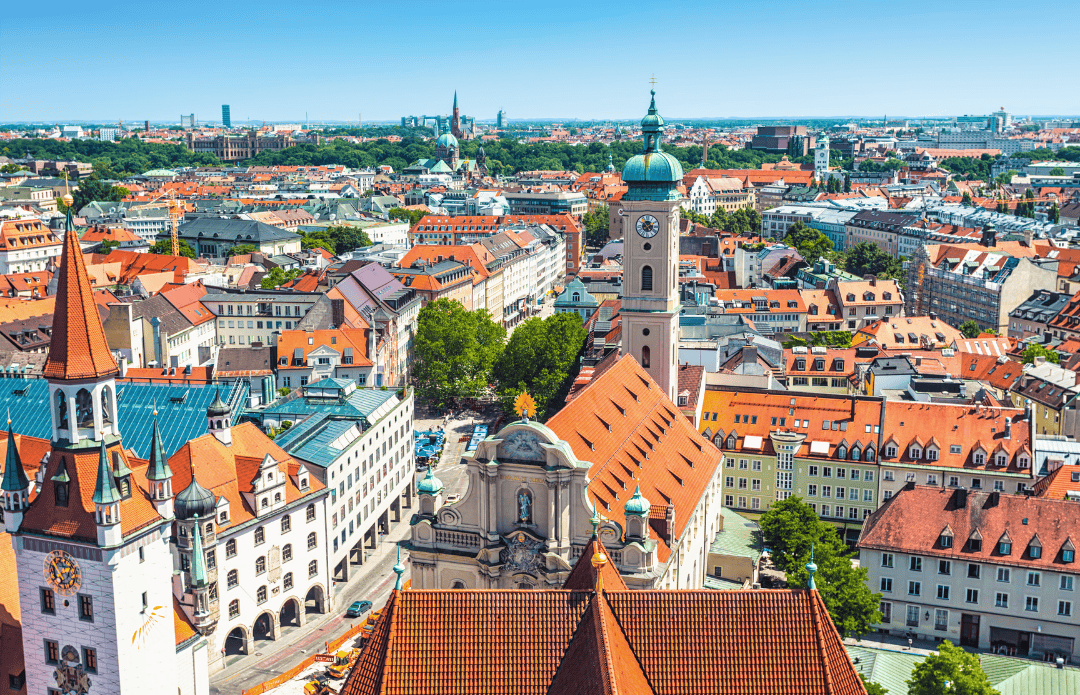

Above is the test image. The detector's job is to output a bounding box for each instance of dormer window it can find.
[55,482,68,507]
[999,541,1011,555]
[967,529,983,553]
[910,446,922,459]
[837,446,847,459]
[973,450,986,466]
[726,434,737,449]
[1062,540,1075,563]
[940,527,954,549]
[299,476,308,490]
[1027,535,1042,560]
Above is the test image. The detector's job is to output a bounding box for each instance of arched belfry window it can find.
[75,389,94,428]
[641,265,653,291]
[641,345,651,369]
[56,390,68,429]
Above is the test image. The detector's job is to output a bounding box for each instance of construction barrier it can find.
[242,621,367,695]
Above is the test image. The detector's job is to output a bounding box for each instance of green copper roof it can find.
[1,423,29,492]
[145,416,172,482]
[190,513,208,587]
[435,133,458,149]
[417,466,444,495]
[624,485,650,516]
[622,90,683,199]
[92,439,121,506]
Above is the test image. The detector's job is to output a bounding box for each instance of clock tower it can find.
[618,90,684,403]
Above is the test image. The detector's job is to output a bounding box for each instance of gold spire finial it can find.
[649,74,657,91]
[591,550,608,594]
[514,392,537,421]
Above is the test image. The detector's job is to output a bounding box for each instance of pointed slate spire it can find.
[190,513,208,587]
[91,438,120,505]
[2,422,28,493]
[453,91,458,110]
[145,414,172,482]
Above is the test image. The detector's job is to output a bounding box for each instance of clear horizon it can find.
[3,0,1077,122]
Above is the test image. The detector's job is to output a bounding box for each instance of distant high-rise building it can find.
[180,114,195,128]
[222,105,232,128]
[145,120,150,132]
[497,109,507,129]
[99,127,121,142]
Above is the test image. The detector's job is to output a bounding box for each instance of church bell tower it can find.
[618,90,683,402]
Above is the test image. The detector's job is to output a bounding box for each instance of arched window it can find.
[225,539,237,558]
[850,446,861,461]
[274,492,282,503]
[255,556,266,575]
[55,390,68,429]
[281,515,291,533]
[571,292,580,302]
[726,434,737,449]
[641,345,651,369]
[282,544,292,562]
[306,505,316,521]
[307,560,318,577]
[55,481,69,506]
[228,599,239,618]
[256,586,267,604]
[864,447,875,462]
[307,532,317,550]
[205,522,213,535]
[100,387,112,424]
[227,570,238,588]
[75,388,94,428]
[283,572,293,590]
[641,265,653,291]
[451,580,466,589]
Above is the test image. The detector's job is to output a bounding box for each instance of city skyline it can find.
[2,0,1078,122]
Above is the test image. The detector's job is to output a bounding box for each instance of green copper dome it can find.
[417,466,444,495]
[435,133,458,149]
[624,485,650,516]
[622,90,683,201]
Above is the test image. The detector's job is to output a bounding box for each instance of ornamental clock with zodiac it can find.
[636,214,659,238]
[44,550,82,595]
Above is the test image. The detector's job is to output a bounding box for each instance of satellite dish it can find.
[329,214,336,221]
[313,213,321,220]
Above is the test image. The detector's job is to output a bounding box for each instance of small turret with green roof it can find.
[621,90,684,202]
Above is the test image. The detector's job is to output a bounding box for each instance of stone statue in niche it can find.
[518,489,532,523]
[502,430,544,461]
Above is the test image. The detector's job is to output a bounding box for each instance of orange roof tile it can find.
[1032,464,1080,501]
[43,222,119,380]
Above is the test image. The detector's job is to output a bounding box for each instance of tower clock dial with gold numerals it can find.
[636,214,659,238]
[44,550,82,595]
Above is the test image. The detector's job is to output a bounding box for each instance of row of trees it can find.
[413,299,587,418]
[2,137,220,178]
[681,206,763,236]
[781,222,905,281]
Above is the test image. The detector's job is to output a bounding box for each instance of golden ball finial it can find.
[591,551,607,569]
[62,194,74,207]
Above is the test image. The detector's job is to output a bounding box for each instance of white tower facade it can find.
[815,133,830,182]
[618,91,684,403]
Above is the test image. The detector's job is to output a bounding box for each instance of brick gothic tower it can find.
[451,91,462,138]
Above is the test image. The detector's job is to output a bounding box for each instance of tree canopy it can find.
[844,242,904,281]
[783,221,833,265]
[906,641,998,695]
[958,320,982,339]
[760,496,881,637]
[71,174,129,212]
[492,312,588,418]
[2,137,220,178]
[1020,342,1059,365]
[226,244,257,257]
[298,224,373,255]
[149,238,196,259]
[414,299,506,409]
[260,267,302,290]
[582,205,610,247]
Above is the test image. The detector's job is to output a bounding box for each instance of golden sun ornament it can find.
[514,392,537,420]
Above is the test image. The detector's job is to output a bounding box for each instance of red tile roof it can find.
[42,222,119,379]
[1032,464,1080,501]
[546,356,723,562]
[859,485,1079,573]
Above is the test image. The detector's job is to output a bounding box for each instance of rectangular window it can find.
[995,592,1008,608]
[906,605,920,627]
[809,466,818,476]
[881,553,894,568]
[1059,601,1072,617]
[939,560,951,575]
[997,568,1010,583]
[808,484,818,496]
[967,564,980,579]
[966,588,979,604]
[910,557,923,572]
[1028,571,1041,587]
[83,647,97,673]
[1025,596,1039,612]
[935,609,949,632]
[78,594,93,621]
[1063,576,1075,591]
[937,584,950,600]
[908,581,921,596]
[40,588,55,614]
[880,577,893,592]
[45,639,60,665]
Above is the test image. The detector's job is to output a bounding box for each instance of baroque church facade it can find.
[410,92,725,591]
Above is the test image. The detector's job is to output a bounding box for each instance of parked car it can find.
[345,600,373,618]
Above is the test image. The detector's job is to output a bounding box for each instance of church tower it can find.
[815,133,830,182]
[451,91,462,138]
[619,90,683,402]
[11,201,177,695]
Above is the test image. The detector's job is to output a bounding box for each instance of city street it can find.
[208,412,485,695]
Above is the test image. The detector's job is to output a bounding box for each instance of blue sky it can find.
[2,0,1076,123]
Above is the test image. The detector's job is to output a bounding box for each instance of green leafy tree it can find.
[226,244,257,257]
[783,221,833,265]
[961,192,973,206]
[761,497,882,637]
[843,173,852,193]
[492,312,588,418]
[99,239,120,253]
[958,320,982,339]
[861,674,888,695]
[582,205,610,246]
[1021,342,1059,365]
[70,174,127,212]
[149,238,196,259]
[259,267,302,290]
[388,207,425,226]
[1049,202,1060,223]
[844,242,903,280]
[906,641,999,695]
[321,224,372,253]
[1049,167,1065,176]
[413,299,506,409]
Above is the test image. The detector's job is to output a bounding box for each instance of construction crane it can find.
[138,188,183,255]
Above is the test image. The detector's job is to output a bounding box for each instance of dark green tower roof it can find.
[1,423,29,492]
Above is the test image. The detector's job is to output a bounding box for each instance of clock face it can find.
[636,214,659,238]
[44,550,82,595]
